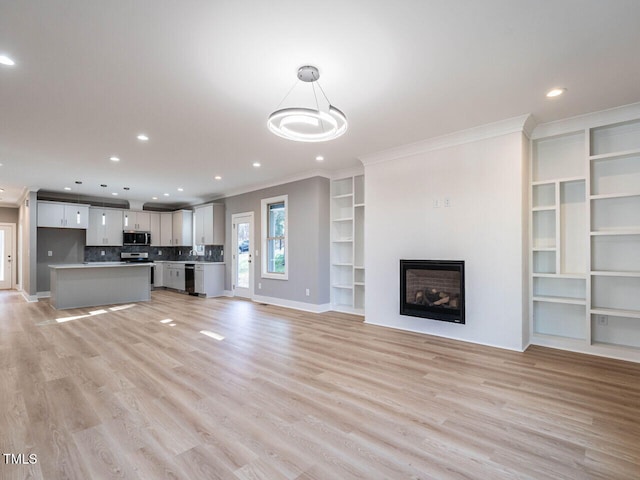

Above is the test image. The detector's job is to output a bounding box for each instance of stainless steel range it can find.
[121,252,155,286]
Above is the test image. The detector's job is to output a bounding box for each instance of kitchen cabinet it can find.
[195,263,224,297]
[123,210,150,231]
[37,201,90,229]
[153,262,163,287]
[172,210,193,247]
[160,212,173,246]
[86,207,123,246]
[149,212,160,246]
[164,263,185,290]
[194,203,225,245]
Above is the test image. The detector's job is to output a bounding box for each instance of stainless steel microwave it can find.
[123,231,151,245]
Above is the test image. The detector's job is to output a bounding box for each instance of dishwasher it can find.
[185,263,196,295]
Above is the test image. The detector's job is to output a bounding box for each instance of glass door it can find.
[0,225,14,289]
[232,212,254,299]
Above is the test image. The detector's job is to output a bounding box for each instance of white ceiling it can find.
[1,0,640,207]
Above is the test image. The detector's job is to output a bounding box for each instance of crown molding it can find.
[531,101,640,139]
[358,114,533,166]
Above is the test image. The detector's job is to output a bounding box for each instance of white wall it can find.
[364,131,527,351]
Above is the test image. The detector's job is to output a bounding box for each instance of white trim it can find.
[253,294,331,313]
[223,289,234,297]
[37,291,51,298]
[331,304,365,316]
[364,319,527,353]
[261,194,288,280]
[212,170,332,201]
[358,114,533,166]
[21,291,38,303]
[530,335,640,364]
[531,101,640,139]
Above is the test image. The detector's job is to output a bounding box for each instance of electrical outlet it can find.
[179,250,182,255]
[305,288,310,296]
[101,250,105,256]
[258,283,262,289]
[158,250,162,255]
[444,197,451,208]
[433,199,441,208]
[48,251,53,257]
[596,315,608,326]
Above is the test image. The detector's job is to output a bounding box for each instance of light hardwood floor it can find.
[1,289,639,480]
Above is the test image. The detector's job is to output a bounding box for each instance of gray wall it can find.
[0,207,19,224]
[223,176,330,305]
[37,228,86,292]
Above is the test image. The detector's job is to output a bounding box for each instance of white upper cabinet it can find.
[86,207,123,246]
[149,212,160,246]
[194,204,225,245]
[160,212,173,246]
[37,201,89,229]
[172,210,193,247]
[123,210,151,231]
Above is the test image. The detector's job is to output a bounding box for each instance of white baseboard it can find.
[21,291,39,303]
[37,291,51,298]
[251,294,331,314]
[224,290,234,297]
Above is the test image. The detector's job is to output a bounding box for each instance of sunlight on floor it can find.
[200,330,225,341]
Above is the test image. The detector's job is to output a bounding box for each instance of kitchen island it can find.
[49,262,153,309]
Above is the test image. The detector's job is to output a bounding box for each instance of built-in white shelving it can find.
[330,174,365,315]
[530,112,640,360]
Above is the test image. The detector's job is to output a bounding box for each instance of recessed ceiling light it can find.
[110,156,120,162]
[64,187,71,191]
[112,192,118,196]
[163,193,170,197]
[0,163,3,166]
[0,188,4,193]
[177,187,184,192]
[546,88,566,98]
[137,134,149,141]
[152,196,158,200]
[252,162,261,168]
[0,55,15,66]
[315,155,324,161]
[214,175,222,180]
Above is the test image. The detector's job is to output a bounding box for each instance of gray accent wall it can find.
[223,176,330,305]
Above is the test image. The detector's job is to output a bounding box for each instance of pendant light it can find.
[75,181,82,225]
[267,66,348,143]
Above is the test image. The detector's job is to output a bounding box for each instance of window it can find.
[261,195,288,279]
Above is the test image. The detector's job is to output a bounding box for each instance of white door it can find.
[232,212,254,299]
[0,224,15,289]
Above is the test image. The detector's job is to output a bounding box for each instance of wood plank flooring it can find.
[1,289,639,479]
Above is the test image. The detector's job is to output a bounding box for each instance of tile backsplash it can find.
[84,245,224,262]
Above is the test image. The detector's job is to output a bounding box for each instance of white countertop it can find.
[153,260,225,264]
[49,262,154,269]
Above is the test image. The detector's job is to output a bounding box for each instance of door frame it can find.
[0,223,17,290]
[231,212,254,299]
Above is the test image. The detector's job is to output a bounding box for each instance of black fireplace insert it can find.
[400,260,465,324]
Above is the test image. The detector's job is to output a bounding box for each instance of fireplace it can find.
[400,260,465,324]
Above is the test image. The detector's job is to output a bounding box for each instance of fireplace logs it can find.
[414,288,459,308]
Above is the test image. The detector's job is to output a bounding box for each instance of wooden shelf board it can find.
[332,284,353,290]
[354,203,365,208]
[590,230,640,236]
[332,193,353,199]
[332,238,353,243]
[591,307,640,319]
[589,148,640,161]
[332,218,353,222]
[354,265,365,269]
[590,192,640,200]
[532,176,585,186]
[532,247,557,251]
[332,263,353,267]
[533,296,586,306]
[591,270,640,277]
[532,206,556,212]
[532,273,586,279]
[353,282,365,286]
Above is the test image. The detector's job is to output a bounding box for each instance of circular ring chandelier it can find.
[267,66,348,143]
